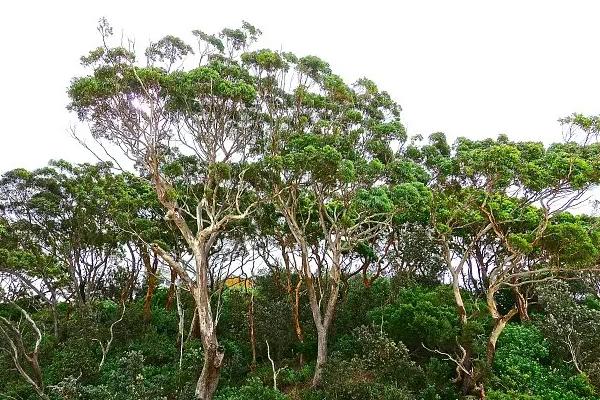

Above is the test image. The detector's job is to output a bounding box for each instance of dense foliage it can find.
[1,20,599,400]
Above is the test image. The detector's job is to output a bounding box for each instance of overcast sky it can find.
[1,0,600,172]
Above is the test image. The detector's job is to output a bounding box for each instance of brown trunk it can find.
[187,308,202,341]
[68,256,85,307]
[141,245,159,323]
[459,347,474,395]
[362,260,372,288]
[165,268,178,311]
[121,243,138,305]
[448,264,478,395]
[293,279,305,366]
[120,272,135,305]
[476,383,486,399]
[475,246,489,292]
[486,310,517,366]
[513,286,529,321]
[443,241,468,327]
[282,245,306,366]
[248,291,257,371]
[29,353,45,393]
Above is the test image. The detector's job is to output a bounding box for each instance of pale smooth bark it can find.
[486,286,518,366]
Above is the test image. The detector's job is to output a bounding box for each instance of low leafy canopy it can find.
[490,324,597,400]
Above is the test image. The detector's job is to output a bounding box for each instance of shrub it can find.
[215,377,289,400]
[322,326,420,399]
[490,324,599,400]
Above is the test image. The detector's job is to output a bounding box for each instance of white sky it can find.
[1,0,600,173]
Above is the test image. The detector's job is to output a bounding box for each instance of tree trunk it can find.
[195,338,224,400]
[51,304,59,338]
[362,260,372,288]
[166,267,178,311]
[513,286,529,321]
[68,256,85,307]
[451,271,468,325]
[312,326,328,387]
[476,383,486,400]
[459,347,474,395]
[192,251,224,400]
[121,243,138,305]
[248,291,257,371]
[486,308,518,366]
[486,288,518,366]
[308,246,340,388]
[280,207,341,388]
[141,245,158,323]
[29,353,45,398]
[293,279,305,366]
[448,266,478,395]
[120,270,135,305]
[282,245,305,365]
[43,279,60,338]
[187,308,202,341]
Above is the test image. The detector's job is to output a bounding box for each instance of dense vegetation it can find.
[1,20,600,399]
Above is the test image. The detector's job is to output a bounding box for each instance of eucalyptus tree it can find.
[0,161,126,314]
[239,48,431,385]
[0,160,172,342]
[380,157,435,285]
[453,137,600,365]
[0,167,66,323]
[560,113,600,145]
[414,132,487,327]
[102,169,178,318]
[0,214,63,337]
[68,20,263,399]
[417,132,600,394]
[252,203,307,365]
[425,179,492,394]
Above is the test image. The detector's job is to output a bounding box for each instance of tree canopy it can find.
[0,20,599,400]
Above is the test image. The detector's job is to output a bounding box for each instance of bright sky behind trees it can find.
[2,0,600,172]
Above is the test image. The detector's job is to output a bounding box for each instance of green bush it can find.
[322,326,420,399]
[278,363,314,386]
[369,285,463,350]
[215,377,289,400]
[490,324,599,400]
